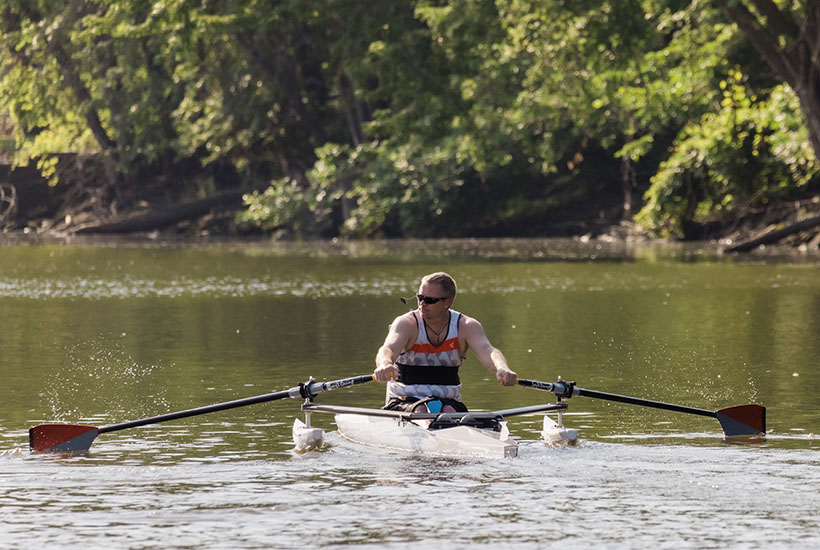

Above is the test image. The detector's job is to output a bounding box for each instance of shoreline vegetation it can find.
[1,171,818,261]
[1,161,819,254]
[2,2,820,252]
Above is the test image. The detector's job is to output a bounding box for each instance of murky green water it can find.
[2,237,819,548]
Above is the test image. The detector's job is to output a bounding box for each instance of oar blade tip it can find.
[29,424,100,453]
[716,405,766,437]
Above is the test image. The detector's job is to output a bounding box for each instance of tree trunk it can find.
[72,184,268,235]
[724,214,820,252]
[48,39,117,154]
[339,71,366,147]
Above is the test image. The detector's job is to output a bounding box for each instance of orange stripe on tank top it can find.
[410,337,459,354]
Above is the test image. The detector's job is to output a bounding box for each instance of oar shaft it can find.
[99,389,295,433]
[99,374,373,434]
[518,378,716,418]
[518,378,765,436]
[575,388,716,419]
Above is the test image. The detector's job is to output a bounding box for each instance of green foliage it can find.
[636,71,818,238]
[240,139,476,237]
[239,143,352,237]
[0,0,818,237]
[0,0,341,189]
[0,3,96,182]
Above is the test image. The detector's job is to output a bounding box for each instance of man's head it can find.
[416,272,457,314]
[420,272,457,298]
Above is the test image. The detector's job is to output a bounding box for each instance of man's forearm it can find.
[489,348,510,372]
[375,346,395,369]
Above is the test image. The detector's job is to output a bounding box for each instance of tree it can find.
[1,0,817,240]
[715,1,820,161]
[635,1,820,238]
[0,1,346,215]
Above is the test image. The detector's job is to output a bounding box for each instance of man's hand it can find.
[496,366,518,386]
[373,362,398,383]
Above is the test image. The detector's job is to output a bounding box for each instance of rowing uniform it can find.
[385,310,466,411]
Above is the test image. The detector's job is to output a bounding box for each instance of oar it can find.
[29,374,374,453]
[518,378,766,436]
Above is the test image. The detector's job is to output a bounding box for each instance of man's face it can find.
[416,282,452,316]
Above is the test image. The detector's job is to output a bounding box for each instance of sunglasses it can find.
[417,294,449,305]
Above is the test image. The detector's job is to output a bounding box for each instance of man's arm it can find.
[462,316,518,386]
[374,314,415,382]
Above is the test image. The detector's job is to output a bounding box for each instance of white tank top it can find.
[386,310,464,403]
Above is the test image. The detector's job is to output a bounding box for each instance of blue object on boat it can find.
[427,400,443,413]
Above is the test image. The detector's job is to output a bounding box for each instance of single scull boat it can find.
[293,402,576,458]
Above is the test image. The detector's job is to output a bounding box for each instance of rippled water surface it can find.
[1,237,819,548]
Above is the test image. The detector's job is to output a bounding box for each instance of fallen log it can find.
[72,184,268,234]
[724,214,820,252]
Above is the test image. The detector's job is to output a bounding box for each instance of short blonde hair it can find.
[421,272,457,297]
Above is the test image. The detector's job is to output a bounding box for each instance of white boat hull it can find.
[334,413,518,458]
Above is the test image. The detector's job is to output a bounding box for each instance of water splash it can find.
[41,335,170,424]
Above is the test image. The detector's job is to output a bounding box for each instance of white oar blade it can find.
[716,405,766,436]
[29,424,100,453]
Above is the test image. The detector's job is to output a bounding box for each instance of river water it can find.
[1,237,819,548]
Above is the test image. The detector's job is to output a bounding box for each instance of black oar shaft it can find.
[518,377,765,436]
[518,378,716,418]
[99,389,295,433]
[575,388,716,418]
[99,374,373,434]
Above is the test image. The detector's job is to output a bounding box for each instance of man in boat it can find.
[373,272,517,413]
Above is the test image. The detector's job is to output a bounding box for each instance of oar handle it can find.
[517,378,577,398]
[99,374,374,434]
[305,374,374,397]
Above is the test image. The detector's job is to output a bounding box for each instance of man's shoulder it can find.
[456,311,480,326]
[457,313,485,335]
[391,311,417,328]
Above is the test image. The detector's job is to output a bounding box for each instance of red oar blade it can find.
[716,405,766,436]
[29,424,100,453]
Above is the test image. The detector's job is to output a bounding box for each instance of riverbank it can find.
[2,163,819,252]
[2,233,819,268]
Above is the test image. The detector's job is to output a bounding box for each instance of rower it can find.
[373,272,517,413]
